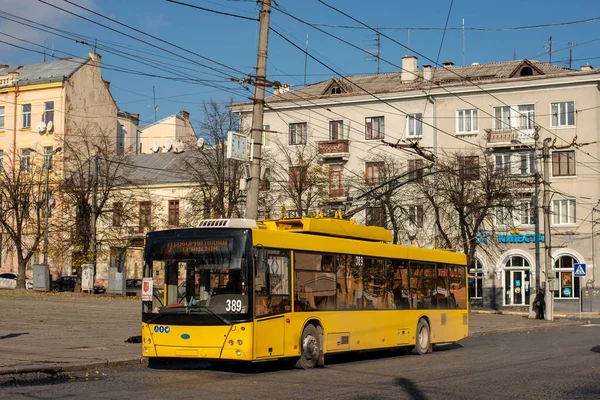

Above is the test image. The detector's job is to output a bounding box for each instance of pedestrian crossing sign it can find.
[574,263,586,277]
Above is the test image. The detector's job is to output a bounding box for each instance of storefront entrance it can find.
[503,256,531,306]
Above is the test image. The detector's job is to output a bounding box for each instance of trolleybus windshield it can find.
[143,230,251,325]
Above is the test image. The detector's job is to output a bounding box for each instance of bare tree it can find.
[266,139,328,218]
[0,147,48,288]
[59,123,135,275]
[181,100,244,222]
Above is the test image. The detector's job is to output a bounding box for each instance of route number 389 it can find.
[225,299,243,313]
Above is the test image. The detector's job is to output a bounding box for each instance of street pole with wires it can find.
[43,147,61,266]
[245,0,271,220]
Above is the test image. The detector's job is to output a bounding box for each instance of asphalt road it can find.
[2,323,599,400]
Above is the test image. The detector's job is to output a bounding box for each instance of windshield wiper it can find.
[156,304,231,325]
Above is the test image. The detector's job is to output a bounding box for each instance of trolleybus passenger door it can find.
[254,249,291,358]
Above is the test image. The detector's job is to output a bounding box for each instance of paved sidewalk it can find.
[0,290,598,376]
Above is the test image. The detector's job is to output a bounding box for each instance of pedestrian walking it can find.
[533,288,545,320]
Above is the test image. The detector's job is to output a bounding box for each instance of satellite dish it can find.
[173,141,184,153]
[46,121,54,132]
[165,140,173,152]
[37,121,47,133]
[152,142,159,153]
[197,137,206,150]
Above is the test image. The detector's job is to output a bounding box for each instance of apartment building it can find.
[0,53,118,278]
[138,110,197,154]
[232,57,600,313]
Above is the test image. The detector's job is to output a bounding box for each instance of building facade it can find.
[232,58,600,313]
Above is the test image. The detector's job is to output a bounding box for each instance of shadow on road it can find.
[395,377,428,400]
[0,332,29,340]
[590,345,600,353]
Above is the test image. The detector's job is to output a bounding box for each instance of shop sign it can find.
[497,229,544,244]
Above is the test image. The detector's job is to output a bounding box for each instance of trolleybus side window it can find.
[294,252,337,311]
[449,265,467,309]
[388,259,410,310]
[363,258,389,309]
[255,250,291,317]
[409,262,437,309]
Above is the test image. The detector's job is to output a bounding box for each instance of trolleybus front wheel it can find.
[415,319,430,355]
[296,324,322,369]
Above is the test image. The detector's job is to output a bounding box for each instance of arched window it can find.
[469,259,483,299]
[503,256,531,306]
[520,67,533,77]
[553,255,580,299]
[330,86,342,95]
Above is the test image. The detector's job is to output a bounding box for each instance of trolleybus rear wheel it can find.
[296,325,321,369]
[415,319,430,355]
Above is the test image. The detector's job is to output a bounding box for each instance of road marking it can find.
[582,324,600,327]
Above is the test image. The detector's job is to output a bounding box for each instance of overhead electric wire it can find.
[165,0,258,21]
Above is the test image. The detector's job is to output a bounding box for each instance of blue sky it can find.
[1,0,600,128]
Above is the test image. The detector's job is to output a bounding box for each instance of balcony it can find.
[318,139,350,161]
[485,128,535,148]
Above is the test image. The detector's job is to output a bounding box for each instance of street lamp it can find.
[31,147,62,265]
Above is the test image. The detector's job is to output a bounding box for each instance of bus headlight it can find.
[236,350,242,356]
[237,340,243,345]
[229,340,234,346]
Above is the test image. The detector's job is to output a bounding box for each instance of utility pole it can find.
[541,137,553,320]
[533,131,541,291]
[547,36,553,64]
[42,148,61,265]
[245,0,271,220]
[152,86,157,122]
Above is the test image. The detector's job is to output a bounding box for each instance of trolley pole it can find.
[244,0,271,220]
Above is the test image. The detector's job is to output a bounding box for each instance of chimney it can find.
[401,56,418,83]
[89,52,101,67]
[278,84,290,94]
[442,60,455,68]
[423,64,433,81]
[581,64,594,71]
[8,71,19,85]
[179,110,190,121]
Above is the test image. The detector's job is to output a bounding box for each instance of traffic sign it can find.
[574,263,587,277]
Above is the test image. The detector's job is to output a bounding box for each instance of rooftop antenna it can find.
[303,34,308,87]
[568,42,573,69]
[44,39,46,62]
[545,36,553,64]
[51,44,54,59]
[513,48,517,61]
[462,18,465,65]
[152,86,157,122]
[407,28,411,56]
[365,25,381,74]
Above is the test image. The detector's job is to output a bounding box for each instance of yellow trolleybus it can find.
[141,217,468,368]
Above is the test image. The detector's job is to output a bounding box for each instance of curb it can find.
[0,357,148,377]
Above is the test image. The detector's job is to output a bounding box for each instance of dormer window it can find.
[520,67,533,77]
[330,86,342,95]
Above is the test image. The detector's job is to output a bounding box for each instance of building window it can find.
[493,104,535,131]
[519,198,535,225]
[117,125,125,156]
[552,199,576,225]
[495,205,514,227]
[112,202,123,227]
[0,106,4,130]
[406,113,423,138]
[456,109,478,134]
[0,150,3,174]
[262,124,270,148]
[260,167,271,191]
[43,101,54,124]
[366,207,385,227]
[329,164,344,197]
[365,116,384,140]
[330,86,342,95]
[407,159,423,183]
[553,255,580,299]
[329,120,344,140]
[519,152,535,175]
[22,104,31,128]
[365,161,384,186]
[552,151,575,177]
[20,194,30,216]
[289,166,307,190]
[469,259,483,299]
[551,101,575,127]
[289,122,307,145]
[168,200,179,226]
[407,205,424,228]
[495,154,512,174]
[459,156,479,180]
[21,149,30,173]
[139,201,151,228]
[43,146,54,171]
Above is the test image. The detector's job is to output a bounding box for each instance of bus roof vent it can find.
[197,219,257,229]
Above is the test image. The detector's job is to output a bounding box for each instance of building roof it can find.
[120,152,197,185]
[0,57,89,88]
[261,59,596,104]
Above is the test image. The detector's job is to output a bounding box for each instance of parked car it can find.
[126,279,142,296]
[52,276,106,294]
[0,272,17,290]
